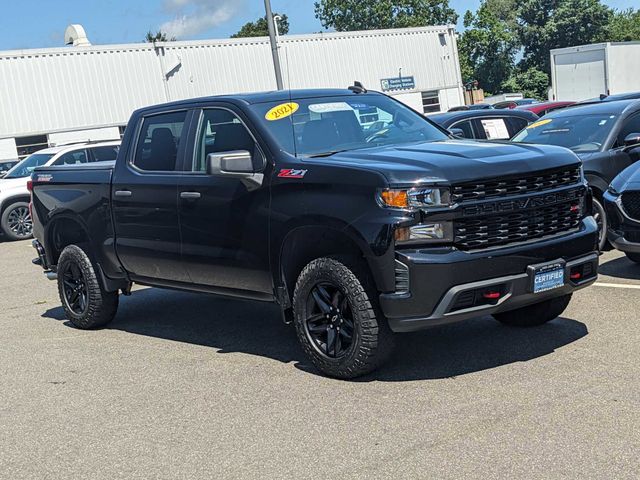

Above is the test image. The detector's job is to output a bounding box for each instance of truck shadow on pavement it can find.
[42,287,588,382]
[598,256,640,281]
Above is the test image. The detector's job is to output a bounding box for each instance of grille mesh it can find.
[621,192,640,220]
[454,201,582,250]
[452,166,581,203]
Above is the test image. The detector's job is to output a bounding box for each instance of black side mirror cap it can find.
[623,133,640,148]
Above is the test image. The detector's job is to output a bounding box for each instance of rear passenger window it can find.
[133,111,187,171]
[55,150,89,165]
[478,118,511,140]
[507,118,529,137]
[91,146,119,162]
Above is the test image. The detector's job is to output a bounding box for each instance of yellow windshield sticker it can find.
[527,118,553,129]
[265,102,299,121]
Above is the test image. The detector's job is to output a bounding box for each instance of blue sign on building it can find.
[380,76,416,91]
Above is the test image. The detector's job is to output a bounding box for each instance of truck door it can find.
[176,107,272,296]
[111,110,191,283]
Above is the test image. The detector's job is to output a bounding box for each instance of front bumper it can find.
[603,190,640,253]
[380,218,599,332]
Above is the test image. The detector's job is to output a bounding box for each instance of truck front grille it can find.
[454,200,582,250]
[621,192,640,220]
[451,165,581,203]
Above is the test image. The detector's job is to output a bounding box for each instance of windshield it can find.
[4,153,54,179]
[512,114,617,153]
[250,94,448,157]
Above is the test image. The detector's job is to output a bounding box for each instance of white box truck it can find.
[550,42,640,101]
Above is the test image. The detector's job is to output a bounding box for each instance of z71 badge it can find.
[278,169,307,179]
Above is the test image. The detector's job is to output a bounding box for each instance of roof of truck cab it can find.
[32,140,121,156]
[137,89,382,110]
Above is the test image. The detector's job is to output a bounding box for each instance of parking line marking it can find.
[593,282,640,290]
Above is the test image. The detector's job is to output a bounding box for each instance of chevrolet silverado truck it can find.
[30,88,599,378]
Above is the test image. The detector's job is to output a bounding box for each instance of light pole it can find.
[264,0,284,90]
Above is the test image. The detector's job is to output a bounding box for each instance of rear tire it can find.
[292,256,394,379]
[57,245,119,329]
[493,294,572,327]
[1,201,32,241]
[625,252,640,264]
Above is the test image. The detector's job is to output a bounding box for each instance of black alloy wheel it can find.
[7,205,33,239]
[61,261,89,316]
[304,283,355,358]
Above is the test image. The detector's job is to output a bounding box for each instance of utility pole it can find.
[264,0,284,90]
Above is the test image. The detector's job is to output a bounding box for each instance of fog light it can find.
[395,222,453,244]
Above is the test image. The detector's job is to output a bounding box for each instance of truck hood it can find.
[305,140,582,185]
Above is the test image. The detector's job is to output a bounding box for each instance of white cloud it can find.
[160,0,241,38]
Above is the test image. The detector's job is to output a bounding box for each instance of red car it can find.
[515,101,575,116]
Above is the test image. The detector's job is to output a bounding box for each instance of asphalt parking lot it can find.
[1,238,639,479]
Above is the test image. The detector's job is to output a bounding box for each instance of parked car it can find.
[430,109,538,141]
[30,88,598,379]
[447,103,493,112]
[604,157,640,263]
[0,160,19,178]
[0,141,120,241]
[494,99,539,110]
[512,99,640,250]
[516,101,575,117]
[576,91,640,105]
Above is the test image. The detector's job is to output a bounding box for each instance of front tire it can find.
[493,294,572,327]
[625,252,640,264]
[592,198,608,251]
[57,245,119,329]
[292,256,394,379]
[1,201,33,241]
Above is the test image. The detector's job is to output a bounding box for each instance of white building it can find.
[550,41,640,101]
[0,25,464,161]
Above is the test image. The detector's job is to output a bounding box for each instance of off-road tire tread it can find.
[493,294,572,327]
[292,255,394,379]
[57,245,118,329]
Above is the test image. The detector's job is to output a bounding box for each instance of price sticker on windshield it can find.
[265,102,299,121]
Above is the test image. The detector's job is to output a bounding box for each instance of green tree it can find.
[606,8,640,42]
[458,0,519,92]
[500,67,550,99]
[517,0,612,75]
[145,30,176,43]
[314,0,458,31]
[231,13,290,38]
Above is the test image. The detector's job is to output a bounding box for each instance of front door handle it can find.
[114,190,132,198]
[180,191,201,200]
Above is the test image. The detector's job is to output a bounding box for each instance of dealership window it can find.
[15,135,49,159]
[421,91,441,114]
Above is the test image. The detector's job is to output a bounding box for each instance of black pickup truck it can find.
[31,88,599,378]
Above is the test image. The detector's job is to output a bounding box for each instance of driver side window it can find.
[193,109,261,172]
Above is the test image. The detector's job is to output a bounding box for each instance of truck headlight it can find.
[379,187,451,209]
[395,222,454,244]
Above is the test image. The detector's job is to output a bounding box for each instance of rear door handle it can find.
[180,191,201,200]
[114,190,132,198]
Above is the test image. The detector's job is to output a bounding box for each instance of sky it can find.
[0,0,636,51]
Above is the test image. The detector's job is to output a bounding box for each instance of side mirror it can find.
[207,150,255,176]
[449,128,466,138]
[623,133,640,148]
